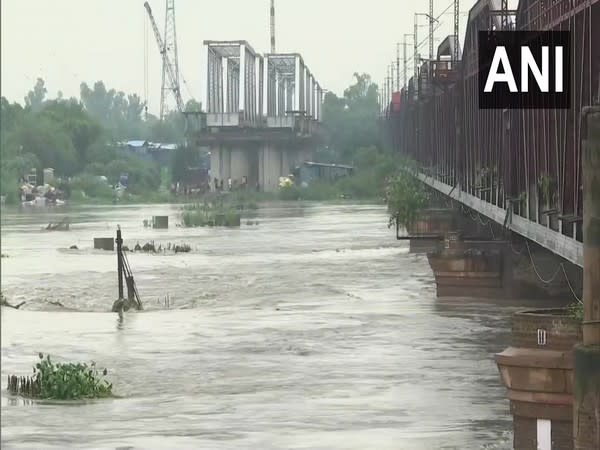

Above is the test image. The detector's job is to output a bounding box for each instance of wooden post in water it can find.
[116,227,124,300]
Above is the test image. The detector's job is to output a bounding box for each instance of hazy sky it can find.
[1,0,475,115]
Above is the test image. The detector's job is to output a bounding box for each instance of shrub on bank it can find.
[386,163,430,229]
[278,185,302,201]
[70,174,114,200]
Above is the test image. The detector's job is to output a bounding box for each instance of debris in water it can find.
[45,218,70,231]
[131,241,191,254]
[1,292,25,309]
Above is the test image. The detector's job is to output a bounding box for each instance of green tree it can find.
[321,73,381,163]
[24,78,47,112]
[80,81,114,124]
[170,145,202,183]
[40,99,104,170]
[80,81,147,139]
[184,99,202,112]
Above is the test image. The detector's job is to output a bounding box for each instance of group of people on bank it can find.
[212,176,260,192]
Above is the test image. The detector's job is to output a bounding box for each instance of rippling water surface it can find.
[1,202,521,449]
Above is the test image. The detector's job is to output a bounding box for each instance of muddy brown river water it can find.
[0,202,539,449]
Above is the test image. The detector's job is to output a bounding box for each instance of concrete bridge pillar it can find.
[496,310,582,450]
[208,141,316,193]
[209,146,231,189]
[258,143,289,192]
[230,147,250,185]
[425,231,513,298]
[403,208,458,253]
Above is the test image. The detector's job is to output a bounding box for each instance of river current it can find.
[1,202,527,449]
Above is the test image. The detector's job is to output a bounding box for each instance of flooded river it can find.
[1,202,523,449]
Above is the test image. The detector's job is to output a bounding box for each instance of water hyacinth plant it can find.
[386,163,430,230]
[181,203,241,227]
[8,353,113,400]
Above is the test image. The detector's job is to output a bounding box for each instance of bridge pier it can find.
[403,208,457,254]
[425,232,512,298]
[207,140,315,193]
[258,143,293,192]
[495,310,582,450]
[408,204,580,300]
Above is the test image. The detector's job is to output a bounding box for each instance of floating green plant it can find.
[7,353,112,400]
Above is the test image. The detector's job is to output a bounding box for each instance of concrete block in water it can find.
[152,216,169,229]
[94,237,114,251]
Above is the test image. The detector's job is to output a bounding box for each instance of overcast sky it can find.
[1,0,476,115]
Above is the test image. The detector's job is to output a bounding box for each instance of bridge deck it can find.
[419,174,583,267]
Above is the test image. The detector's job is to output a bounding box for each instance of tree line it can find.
[314,72,397,199]
[2,72,395,203]
[1,78,202,203]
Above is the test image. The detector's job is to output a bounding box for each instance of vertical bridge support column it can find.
[426,232,512,298]
[400,208,457,253]
[574,108,600,450]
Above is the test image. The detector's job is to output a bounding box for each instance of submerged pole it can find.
[116,227,124,300]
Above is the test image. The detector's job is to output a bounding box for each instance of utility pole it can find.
[403,33,413,89]
[385,66,389,108]
[453,0,459,62]
[270,0,276,53]
[396,43,400,92]
[415,12,439,91]
[414,14,419,97]
[381,79,385,114]
[429,0,434,61]
[391,63,395,92]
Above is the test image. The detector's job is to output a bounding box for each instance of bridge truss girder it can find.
[205,41,323,125]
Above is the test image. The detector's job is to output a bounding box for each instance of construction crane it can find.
[144,1,184,120]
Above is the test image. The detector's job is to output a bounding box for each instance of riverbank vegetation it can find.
[2,73,414,206]
[385,159,431,229]
[1,78,202,205]
[292,73,397,201]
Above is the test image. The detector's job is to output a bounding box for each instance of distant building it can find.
[294,161,354,185]
[148,143,178,166]
[118,140,179,166]
[126,140,150,155]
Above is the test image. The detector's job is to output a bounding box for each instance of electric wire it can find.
[524,241,582,303]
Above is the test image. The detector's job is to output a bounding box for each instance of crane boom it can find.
[144,1,184,115]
